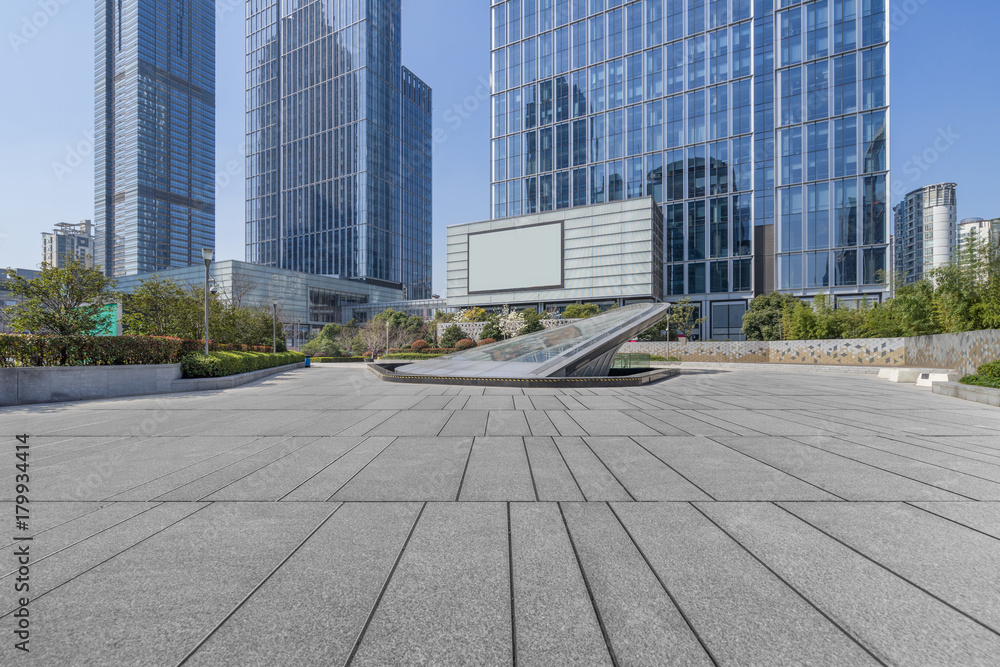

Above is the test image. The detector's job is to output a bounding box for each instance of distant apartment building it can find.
[94,0,216,277]
[893,183,957,285]
[958,217,1000,252]
[245,1,433,299]
[42,220,94,268]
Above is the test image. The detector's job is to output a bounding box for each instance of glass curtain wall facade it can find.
[489,0,888,307]
[246,0,432,299]
[94,0,216,277]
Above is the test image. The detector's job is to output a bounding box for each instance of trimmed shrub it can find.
[311,356,365,363]
[477,338,496,346]
[180,351,304,378]
[439,324,465,348]
[380,352,448,360]
[976,360,1000,379]
[960,375,1000,389]
[422,348,455,354]
[0,334,189,367]
[411,339,430,352]
[455,338,476,350]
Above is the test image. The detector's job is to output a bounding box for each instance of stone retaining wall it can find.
[905,330,1000,376]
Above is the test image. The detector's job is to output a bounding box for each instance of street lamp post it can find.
[385,320,389,357]
[201,248,213,355]
[271,298,277,353]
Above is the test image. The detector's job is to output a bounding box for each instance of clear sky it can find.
[1,0,998,296]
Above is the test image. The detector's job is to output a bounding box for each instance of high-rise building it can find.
[488,0,889,332]
[94,0,216,278]
[958,217,1000,252]
[245,1,433,300]
[892,183,957,285]
[42,220,95,268]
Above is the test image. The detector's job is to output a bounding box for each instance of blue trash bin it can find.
[304,355,311,368]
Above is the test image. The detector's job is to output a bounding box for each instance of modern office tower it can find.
[42,220,95,268]
[958,217,1000,252]
[488,0,889,335]
[94,0,216,278]
[892,183,957,285]
[245,1,433,300]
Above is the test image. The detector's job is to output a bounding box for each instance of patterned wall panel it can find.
[905,330,1000,376]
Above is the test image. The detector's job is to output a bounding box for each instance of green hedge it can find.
[180,351,304,378]
[958,360,1000,389]
[311,356,366,363]
[0,334,275,368]
[380,352,448,360]
[650,355,681,362]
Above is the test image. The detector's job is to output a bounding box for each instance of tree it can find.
[520,309,545,335]
[741,293,800,341]
[121,276,187,336]
[480,317,502,341]
[497,306,525,339]
[670,297,707,339]
[2,260,118,335]
[301,323,347,356]
[562,303,601,319]
[440,324,465,348]
[458,307,490,322]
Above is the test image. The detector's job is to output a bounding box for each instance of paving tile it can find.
[907,501,1000,540]
[635,436,836,501]
[332,437,473,501]
[280,437,396,501]
[523,438,585,501]
[781,502,1000,631]
[510,503,612,666]
[715,436,967,501]
[545,410,589,436]
[560,502,713,666]
[513,396,534,411]
[698,502,1000,666]
[18,503,332,665]
[366,410,452,436]
[563,410,661,436]
[584,437,712,501]
[524,410,560,436]
[614,503,878,666]
[626,409,741,437]
[459,437,536,501]
[350,503,512,667]
[464,396,516,410]
[840,435,1000,482]
[485,410,532,436]
[791,436,1000,500]
[527,395,568,410]
[438,410,489,436]
[554,438,631,501]
[185,503,420,666]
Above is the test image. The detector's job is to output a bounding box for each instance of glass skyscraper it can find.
[490,0,889,329]
[94,0,216,277]
[246,0,433,299]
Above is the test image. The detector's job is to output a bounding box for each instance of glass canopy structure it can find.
[395,302,669,379]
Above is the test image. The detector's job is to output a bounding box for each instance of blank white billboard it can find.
[468,223,563,293]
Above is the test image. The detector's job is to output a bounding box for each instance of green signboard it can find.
[86,303,121,336]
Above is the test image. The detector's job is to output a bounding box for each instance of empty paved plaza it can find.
[2,364,1000,665]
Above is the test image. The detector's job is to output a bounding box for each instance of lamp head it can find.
[201,248,214,264]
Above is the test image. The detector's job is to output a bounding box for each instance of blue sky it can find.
[1,0,998,296]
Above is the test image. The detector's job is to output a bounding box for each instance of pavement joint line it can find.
[858,431,1000,469]
[0,502,111,550]
[551,438,588,501]
[192,435,325,501]
[0,502,165,580]
[556,502,620,667]
[784,436,987,501]
[454,438,476,501]
[507,502,518,667]
[626,437,718,501]
[774,502,1000,638]
[321,437,398,502]
[140,435,304,502]
[580,438,637,502]
[174,503,344,667]
[277,436,394,502]
[0,502,212,618]
[343,502,427,667]
[607,502,720,667]
[687,502,892,667]
[902,501,1000,544]
[521,437,541,502]
[704,436,850,502]
[105,435,278,501]
[30,435,132,460]
[906,436,1000,463]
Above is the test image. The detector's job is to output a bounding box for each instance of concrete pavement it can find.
[2,364,1000,665]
